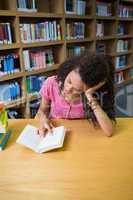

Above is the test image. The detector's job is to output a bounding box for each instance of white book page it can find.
[37,126,65,153]
[16,125,42,152]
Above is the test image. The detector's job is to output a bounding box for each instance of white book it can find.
[16,124,66,153]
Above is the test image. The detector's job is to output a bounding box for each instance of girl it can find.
[37,53,115,137]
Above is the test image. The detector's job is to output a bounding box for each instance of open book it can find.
[16,125,66,153]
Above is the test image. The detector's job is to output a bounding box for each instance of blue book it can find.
[0,128,13,151]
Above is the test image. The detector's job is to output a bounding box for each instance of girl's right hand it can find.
[37,117,54,137]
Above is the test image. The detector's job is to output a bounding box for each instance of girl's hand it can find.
[38,117,54,137]
[85,81,106,103]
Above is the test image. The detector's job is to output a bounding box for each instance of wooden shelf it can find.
[66,38,93,44]
[96,35,116,40]
[96,16,116,20]
[0,72,23,81]
[116,65,133,73]
[118,17,133,21]
[5,97,26,109]
[22,40,64,48]
[0,44,20,50]
[116,35,133,39]
[0,10,16,16]
[65,14,93,20]
[111,50,132,57]
[25,64,59,76]
[17,12,63,18]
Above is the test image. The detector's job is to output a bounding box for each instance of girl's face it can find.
[63,70,86,97]
[63,70,106,97]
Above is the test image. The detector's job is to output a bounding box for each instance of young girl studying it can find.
[37,53,115,137]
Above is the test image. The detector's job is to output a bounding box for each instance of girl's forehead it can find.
[68,70,86,90]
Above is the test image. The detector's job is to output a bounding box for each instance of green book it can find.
[0,129,13,151]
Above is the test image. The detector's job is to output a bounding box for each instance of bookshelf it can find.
[0,0,133,118]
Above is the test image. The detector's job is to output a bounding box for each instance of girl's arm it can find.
[85,87,114,137]
[36,98,54,136]
[90,101,114,137]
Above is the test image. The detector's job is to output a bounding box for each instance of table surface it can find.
[0,118,133,200]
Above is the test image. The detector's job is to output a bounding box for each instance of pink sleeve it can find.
[39,78,52,103]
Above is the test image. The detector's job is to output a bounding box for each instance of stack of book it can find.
[65,0,86,15]
[0,23,12,44]
[115,55,127,69]
[17,0,37,12]
[26,75,47,94]
[96,1,112,16]
[20,21,61,43]
[66,22,85,40]
[96,21,104,37]
[116,40,129,52]
[119,5,133,17]
[67,45,85,57]
[23,49,54,71]
[0,82,21,102]
[0,103,12,151]
[0,54,20,77]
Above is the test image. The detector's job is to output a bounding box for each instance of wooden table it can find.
[0,118,133,200]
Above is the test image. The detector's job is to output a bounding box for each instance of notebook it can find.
[16,124,66,153]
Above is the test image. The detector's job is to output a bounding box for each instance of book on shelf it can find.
[66,22,85,40]
[118,4,133,17]
[65,0,86,15]
[26,75,47,94]
[30,99,41,118]
[96,1,112,16]
[67,45,85,57]
[23,49,54,71]
[115,55,127,69]
[16,124,66,153]
[116,40,129,52]
[117,23,126,35]
[0,23,12,45]
[115,71,124,84]
[17,0,37,12]
[0,82,21,102]
[96,21,104,37]
[0,54,20,77]
[96,43,106,54]
[20,21,61,43]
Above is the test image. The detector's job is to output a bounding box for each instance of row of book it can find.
[67,45,85,57]
[20,21,61,43]
[23,49,54,71]
[17,0,37,12]
[117,40,129,53]
[65,0,86,15]
[0,82,21,102]
[115,55,127,69]
[119,5,133,18]
[26,75,47,94]
[0,54,20,77]
[66,22,85,40]
[96,2,112,17]
[0,23,12,45]
[115,68,133,84]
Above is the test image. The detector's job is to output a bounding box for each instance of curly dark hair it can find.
[57,53,115,125]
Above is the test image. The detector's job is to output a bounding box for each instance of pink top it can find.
[39,76,85,119]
